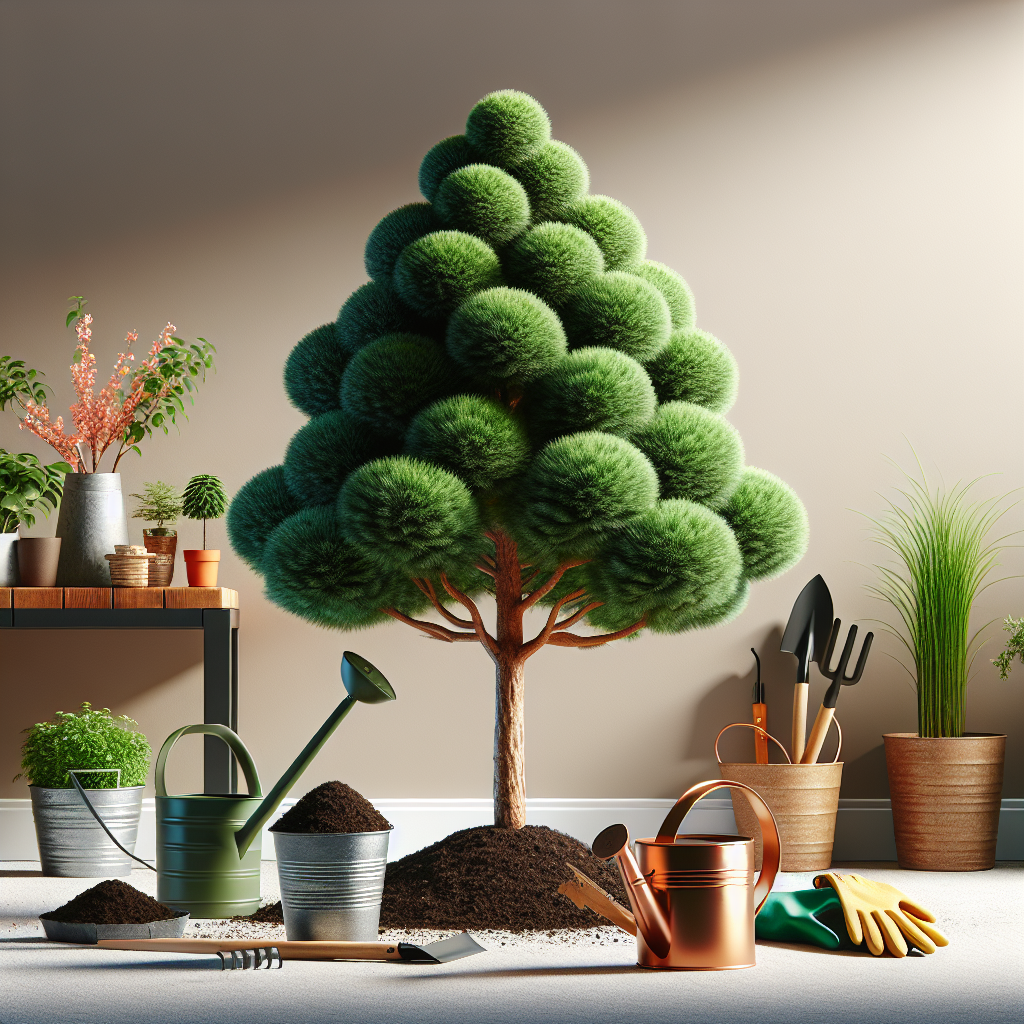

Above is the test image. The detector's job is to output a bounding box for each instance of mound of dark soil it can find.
[41,879,178,925]
[270,781,392,834]
[378,825,628,931]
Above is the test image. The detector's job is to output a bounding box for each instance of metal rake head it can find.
[216,947,282,970]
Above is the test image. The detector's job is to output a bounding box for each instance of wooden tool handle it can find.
[558,865,637,936]
[791,683,808,763]
[752,704,769,764]
[801,706,836,764]
[97,938,402,960]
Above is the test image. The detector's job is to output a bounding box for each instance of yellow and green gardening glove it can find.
[813,871,949,957]
[755,888,849,950]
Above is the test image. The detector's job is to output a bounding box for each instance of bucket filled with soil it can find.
[270,781,392,941]
[40,878,189,944]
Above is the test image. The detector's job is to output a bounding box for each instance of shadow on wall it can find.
[0,629,204,798]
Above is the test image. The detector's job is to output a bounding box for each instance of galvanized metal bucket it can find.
[55,472,129,586]
[274,830,391,940]
[155,724,264,919]
[31,782,144,877]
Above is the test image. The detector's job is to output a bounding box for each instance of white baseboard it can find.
[1,796,1021,865]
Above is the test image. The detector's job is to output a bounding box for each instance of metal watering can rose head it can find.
[593,780,781,970]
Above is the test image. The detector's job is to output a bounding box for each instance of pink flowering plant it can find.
[21,297,215,473]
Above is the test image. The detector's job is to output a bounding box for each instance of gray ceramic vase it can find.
[55,473,129,586]
[0,533,19,586]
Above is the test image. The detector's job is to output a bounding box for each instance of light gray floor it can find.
[1,861,1021,1024]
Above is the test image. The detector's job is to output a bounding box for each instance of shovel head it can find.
[780,575,834,682]
[399,933,487,963]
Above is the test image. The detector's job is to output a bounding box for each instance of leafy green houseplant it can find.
[992,615,1023,679]
[18,703,152,877]
[132,480,183,585]
[182,474,228,586]
[866,458,1017,870]
[227,90,808,829]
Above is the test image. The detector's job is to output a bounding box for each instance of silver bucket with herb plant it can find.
[19,704,151,877]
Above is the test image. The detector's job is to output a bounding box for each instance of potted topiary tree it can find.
[867,460,1017,870]
[228,90,809,834]
[182,474,228,586]
[17,703,152,877]
[131,481,183,586]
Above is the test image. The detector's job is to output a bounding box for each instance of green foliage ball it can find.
[394,230,503,318]
[228,466,302,570]
[645,328,738,414]
[284,410,396,506]
[263,507,427,629]
[631,402,743,508]
[721,467,808,580]
[559,195,646,270]
[560,272,671,361]
[283,322,349,418]
[508,140,589,221]
[336,282,425,354]
[340,333,456,435]
[433,165,530,247]
[503,222,604,308]
[587,499,742,629]
[631,261,695,329]
[526,347,655,444]
[646,577,750,634]
[19,703,151,789]
[182,474,227,521]
[338,456,482,571]
[405,395,530,491]
[446,286,566,388]
[419,134,476,202]
[511,432,658,557]
[364,203,439,282]
[465,89,550,166]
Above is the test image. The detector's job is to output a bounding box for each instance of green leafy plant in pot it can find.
[131,481,182,586]
[866,458,1019,870]
[182,474,228,587]
[16,703,152,877]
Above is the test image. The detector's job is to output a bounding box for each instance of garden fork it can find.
[801,619,873,764]
[217,946,283,970]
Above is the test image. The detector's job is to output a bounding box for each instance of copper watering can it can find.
[593,780,780,970]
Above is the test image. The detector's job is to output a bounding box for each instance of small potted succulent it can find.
[130,481,183,586]
[182,474,228,587]
[17,703,152,877]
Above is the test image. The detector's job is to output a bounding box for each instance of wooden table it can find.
[0,587,240,793]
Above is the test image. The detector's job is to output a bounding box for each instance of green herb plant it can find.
[182,474,228,549]
[16,702,151,789]
[0,355,50,413]
[0,449,74,533]
[866,456,1019,737]
[992,615,1024,679]
[131,481,183,535]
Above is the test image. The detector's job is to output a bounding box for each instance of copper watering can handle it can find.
[656,780,781,914]
[155,724,263,798]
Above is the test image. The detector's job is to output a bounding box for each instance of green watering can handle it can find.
[155,724,262,799]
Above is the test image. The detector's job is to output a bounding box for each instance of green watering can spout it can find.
[232,652,396,857]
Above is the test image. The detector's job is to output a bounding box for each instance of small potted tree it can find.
[17,703,152,877]
[182,474,228,587]
[130,481,182,586]
[868,461,1016,870]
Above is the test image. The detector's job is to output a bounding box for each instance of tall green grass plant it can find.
[866,458,1018,737]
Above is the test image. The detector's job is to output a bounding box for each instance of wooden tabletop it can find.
[0,587,239,610]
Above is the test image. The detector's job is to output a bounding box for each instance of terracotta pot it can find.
[184,549,220,587]
[16,537,62,586]
[143,530,177,586]
[719,762,842,871]
[883,732,1005,871]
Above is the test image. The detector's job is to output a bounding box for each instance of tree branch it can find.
[522,587,587,657]
[414,577,476,630]
[545,619,647,648]
[519,559,589,611]
[520,568,540,592]
[475,563,497,579]
[554,601,603,632]
[439,572,499,656]
[381,607,480,643]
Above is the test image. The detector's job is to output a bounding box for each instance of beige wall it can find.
[2,0,1021,803]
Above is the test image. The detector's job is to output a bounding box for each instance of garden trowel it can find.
[780,575,833,763]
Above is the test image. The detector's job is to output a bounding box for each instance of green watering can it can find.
[155,652,395,919]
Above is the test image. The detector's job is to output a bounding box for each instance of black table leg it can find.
[203,608,238,794]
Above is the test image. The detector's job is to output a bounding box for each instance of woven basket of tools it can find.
[148,553,175,587]
[105,545,156,588]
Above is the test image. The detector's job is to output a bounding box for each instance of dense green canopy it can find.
[229,89,807,636]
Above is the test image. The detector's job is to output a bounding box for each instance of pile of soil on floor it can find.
[270,781,392,834]
[243,902,286,924]
[40,879,179,925]
[378,825,629,931]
